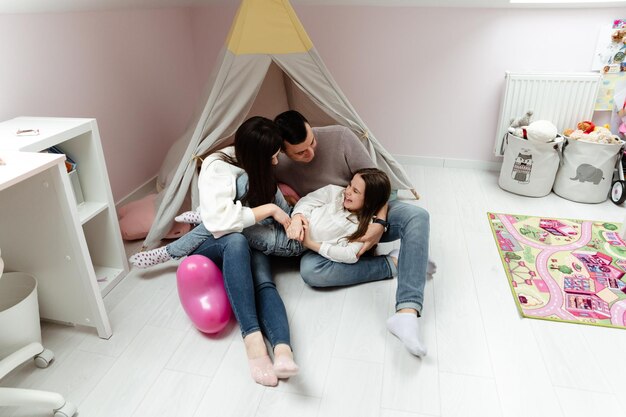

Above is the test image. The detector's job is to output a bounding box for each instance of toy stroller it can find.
[611,148,626,204]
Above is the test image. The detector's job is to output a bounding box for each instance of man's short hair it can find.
[274,110,309,145]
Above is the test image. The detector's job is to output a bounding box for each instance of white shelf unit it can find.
[0,151,113,338]
[0,117,129,300]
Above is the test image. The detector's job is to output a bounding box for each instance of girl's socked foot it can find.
[244,332,278,386]
[129,246,172,268]
[248,355,278,387]
[175,211,201,224]
[273,354,299,379]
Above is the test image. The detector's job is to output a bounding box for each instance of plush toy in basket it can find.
[499,111,563,197]
[555,120,625,204]
[508,111,559,143]
[563,121,623,144]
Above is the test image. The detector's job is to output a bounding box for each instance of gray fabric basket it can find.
[498,133,564,197]
[553,138,624,204]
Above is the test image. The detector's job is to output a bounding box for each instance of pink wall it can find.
[192,5,621,164]
[1,5,622,201]
[0,8,199,202]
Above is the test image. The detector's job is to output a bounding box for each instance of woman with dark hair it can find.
[130,116,298,387]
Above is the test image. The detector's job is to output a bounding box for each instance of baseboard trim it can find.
[393,154,502,171]
[115,176,157,208]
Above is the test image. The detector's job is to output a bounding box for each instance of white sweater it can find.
[292,184,364,264]
[198,147,256,238]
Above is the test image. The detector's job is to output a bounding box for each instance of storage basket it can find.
[553,138,625,203]
[0,272,41,359]
[498,133,564,197]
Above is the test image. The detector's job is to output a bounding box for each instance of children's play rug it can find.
[487,213,626,329]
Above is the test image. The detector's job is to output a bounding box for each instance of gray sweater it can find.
[274,125,375,197]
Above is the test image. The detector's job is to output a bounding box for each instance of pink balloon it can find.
[176,255,232,334]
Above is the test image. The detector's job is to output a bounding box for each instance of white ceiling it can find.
[0,0,624,13]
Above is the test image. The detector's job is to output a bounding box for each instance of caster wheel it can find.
[34,348,55,368]
[54,401,77,417]
[611,180,626,205]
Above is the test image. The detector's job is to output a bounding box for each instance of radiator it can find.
[494,71,601,156]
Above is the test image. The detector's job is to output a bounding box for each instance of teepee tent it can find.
[144,0,417,249]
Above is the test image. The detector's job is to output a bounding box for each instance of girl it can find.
[131,116,298,387]
[287,167,392,263]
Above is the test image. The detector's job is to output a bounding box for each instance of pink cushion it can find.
[117,193,190,241]
[278,183,301,203]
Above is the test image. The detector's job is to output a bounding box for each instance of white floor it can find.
[3,165,626,417]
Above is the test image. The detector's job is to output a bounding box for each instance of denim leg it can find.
[250,250,291,348]
[236,170,300,255]
[243,222,305,257]
[300,201,430,314]
[166,223,212,258]
[384,201,430,314]
[273,186,292,214]
[191,233,260,337]
[300,251,395,287]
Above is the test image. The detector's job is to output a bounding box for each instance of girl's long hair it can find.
[219,116,282,207]
[347,168,391,241]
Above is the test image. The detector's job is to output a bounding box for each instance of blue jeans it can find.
[250,249,290,347]
[241,176,304,257]
[165,173,299,258]
[177,173,293,347]
[189,228,291,347]
[244,222,305,257]
[300,200,430,314]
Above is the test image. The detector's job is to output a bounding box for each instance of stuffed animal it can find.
[568,126,622,144]
[526,120,558,143]
[508,110,533,131]
[507,110,534,138]
[577,121,595,134]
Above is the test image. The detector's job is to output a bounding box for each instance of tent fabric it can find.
[226,0,313,55]
[156,62,292,192]
[146,51,272,248]
[143,0,417,249]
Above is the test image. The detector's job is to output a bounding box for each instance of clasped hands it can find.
[283,213,384,257]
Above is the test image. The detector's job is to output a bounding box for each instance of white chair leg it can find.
[54,400,78,417]
[0,342,44,379]
[0,387,77,416]
[0,387,65,408]
[0,342,77,416]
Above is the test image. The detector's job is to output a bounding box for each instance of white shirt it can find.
[198,147,256,238]
[292,184,364,264]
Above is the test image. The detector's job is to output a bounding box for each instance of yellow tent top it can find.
[226,0,313,55]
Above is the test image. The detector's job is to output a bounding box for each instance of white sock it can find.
[129,246,172,268]
[386,312,427,357]
[175,210,201,224]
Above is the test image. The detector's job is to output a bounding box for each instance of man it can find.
[273,110,430,357]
